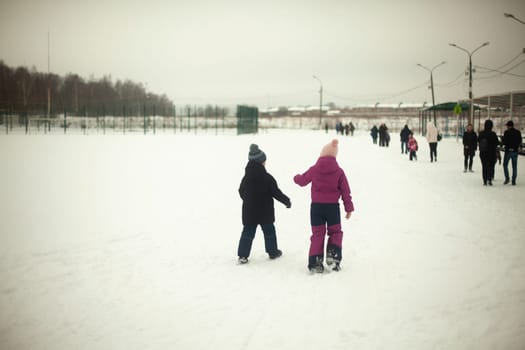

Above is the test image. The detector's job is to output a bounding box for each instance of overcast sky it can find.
[1,0,524,108]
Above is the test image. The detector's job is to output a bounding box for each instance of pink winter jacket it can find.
[408,137,418,151]
[294,156,354,213]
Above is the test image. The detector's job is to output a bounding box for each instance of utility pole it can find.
[47,30,51,119]
[416,61,446,126]
[313,75,323,129]
[449,42,489,125]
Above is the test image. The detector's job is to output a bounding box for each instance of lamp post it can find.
[504,13,525,54]
[47,30,51,119]
[416,61,446,125]
[449,42,489,125]
[313,75,323,129]
[504,13,525,25]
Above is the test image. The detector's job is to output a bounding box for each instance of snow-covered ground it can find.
[1,130,524,350]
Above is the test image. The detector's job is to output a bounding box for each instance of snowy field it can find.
[1,130,524,350]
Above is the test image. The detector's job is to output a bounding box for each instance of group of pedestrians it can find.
[372,119,522,186]
[235,120,521,275]
[465,119,522,186]
[370,124,390,146]
[335,121,355,136]
[377,122,441,162]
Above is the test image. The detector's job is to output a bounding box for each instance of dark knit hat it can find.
[248,144,266,163]
[506,120,514,127]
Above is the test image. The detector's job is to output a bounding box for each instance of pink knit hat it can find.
[320,139,339,157]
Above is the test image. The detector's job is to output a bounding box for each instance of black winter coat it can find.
[478,130,499,160]
[370,126,378,138]
[462,131,478,156]
[400,126,411,142]
[239,161,290,225]
[502,128,522,152]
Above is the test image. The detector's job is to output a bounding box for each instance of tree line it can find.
[0,60,175,117]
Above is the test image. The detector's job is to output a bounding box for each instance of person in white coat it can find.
[426,122,439,162]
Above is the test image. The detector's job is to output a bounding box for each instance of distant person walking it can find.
[462,123,477,172]
[237,144,291,264]
[370,125,378,144]
[501,120,522,185]
[426,122,439,162]
[478,120,500,186]
[336,121,344,135]
[400,125,411,154]
[379,123,388,147]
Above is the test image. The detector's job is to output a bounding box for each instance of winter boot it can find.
[238,257,248,264]
[326,246,341,265]
[269,249,282,260]
[308,256,324,273]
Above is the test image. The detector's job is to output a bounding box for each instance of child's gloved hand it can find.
[345,212,352,220]
[286,201,292,209]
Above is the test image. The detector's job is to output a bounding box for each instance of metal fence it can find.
[0,107,238,135]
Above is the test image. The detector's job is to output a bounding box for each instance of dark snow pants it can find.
[480,154,496,184]
[464,153,474,171]
[429,142,438,162]
[237,223,279,258]
[308,203,343,268]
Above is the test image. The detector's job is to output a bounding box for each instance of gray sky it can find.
[1,0,524,108]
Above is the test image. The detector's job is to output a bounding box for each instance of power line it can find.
[475,59,525,80]
[434,70,465,88]
[493,50,524,70]
[324,80,429,103]
[434,50,525,88]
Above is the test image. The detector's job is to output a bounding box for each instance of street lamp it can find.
[416,61,446,125]
[47,30,51,119]
[313,75,323,129]
[504,13,525,25]
[449,42,490,125]
[504,13,525,54]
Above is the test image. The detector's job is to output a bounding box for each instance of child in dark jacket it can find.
[293,139,354,273]
[237,144,291,264]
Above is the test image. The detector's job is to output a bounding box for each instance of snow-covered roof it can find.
[305,105,330,111]
[260,107,280,113]
[288,106,307,112]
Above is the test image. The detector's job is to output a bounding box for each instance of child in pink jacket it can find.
[293,139,354,273]
[408,133,418,161]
